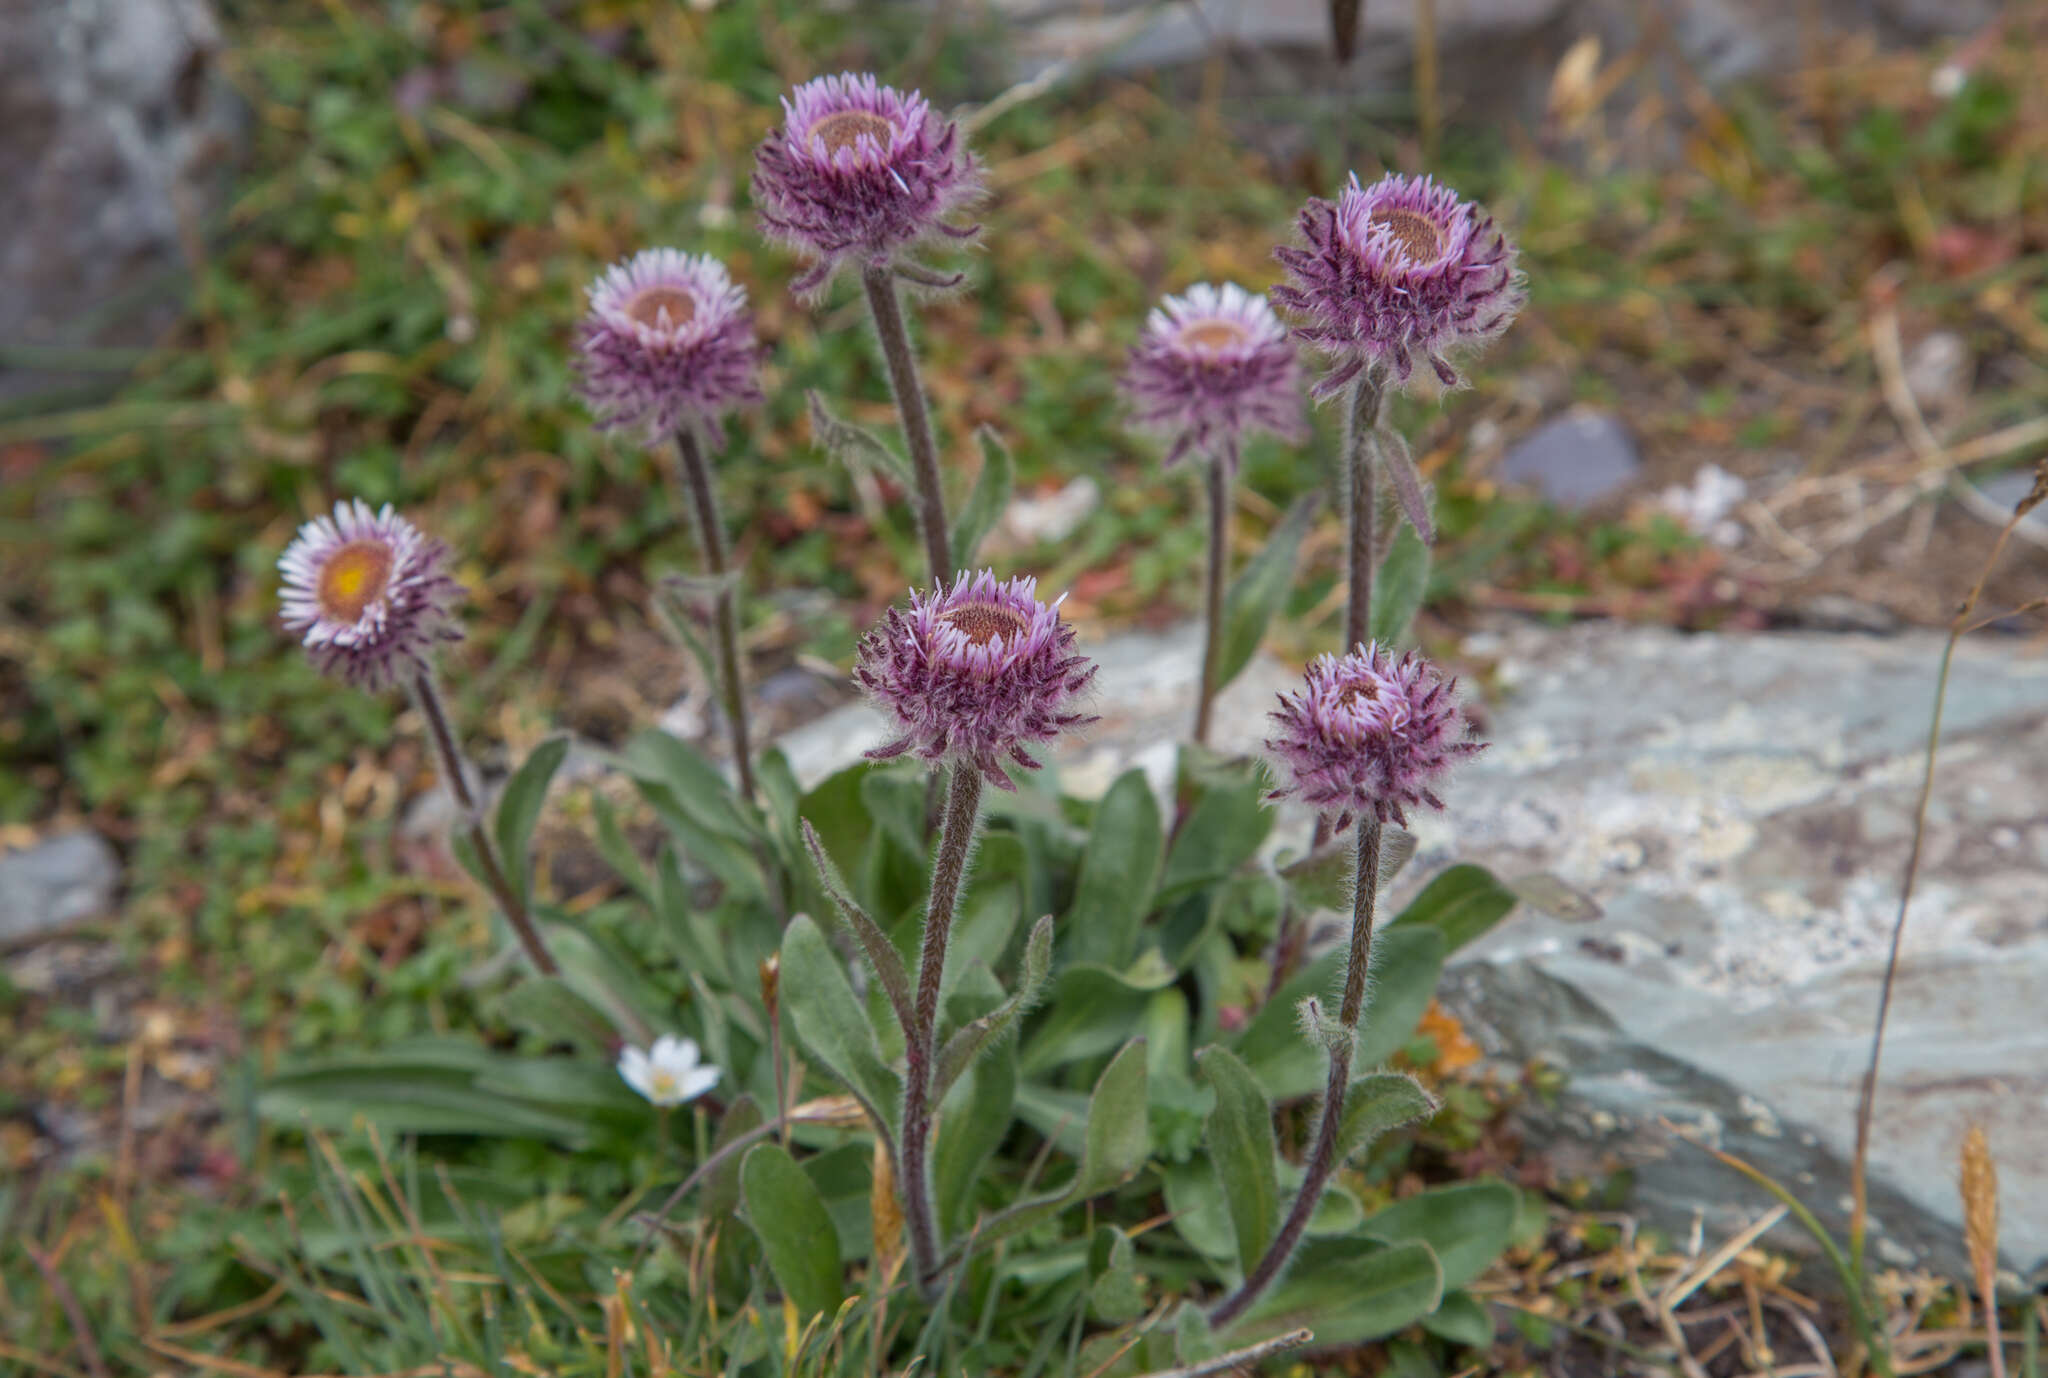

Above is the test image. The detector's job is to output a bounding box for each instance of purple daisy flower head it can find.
[1272,172,1524,399]
[278,500,465,690]
[1121,281,1308,472]
[573,248,763,446]
[753,72,982,298]
[1264,642,1482,830]
[853,569,1098,790]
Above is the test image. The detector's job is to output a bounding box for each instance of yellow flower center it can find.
[942,603,1029,646]
[627,285,697,331]
[1179,319,1248,354]
[316,540,395,624]
[1367,207,1445,264]
[807,110,896,155]
[649,1069,679,1098]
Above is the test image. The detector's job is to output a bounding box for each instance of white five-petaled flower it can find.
[617,1034,720,1107]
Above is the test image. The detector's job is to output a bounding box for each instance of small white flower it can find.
[617,1033,720,1107]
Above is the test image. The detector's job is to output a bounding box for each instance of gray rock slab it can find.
[1417,621,2048,1278]
[0,0,242,402]
[1497,408,1642,508]
[0,831,121,949]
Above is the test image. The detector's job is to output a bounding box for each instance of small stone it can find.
[1904,330,1971,415]
[1497,408,1642,508]
[0,832,120,949]
[997,477,1101,550]
[1658,462,1748,547]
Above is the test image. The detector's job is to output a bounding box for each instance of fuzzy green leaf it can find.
[801,819,914,1036]
[1360,1181,1518,1292]
[1063,770,1164,970]
[494,735,569,904]
[1390,864,1518,954]
[1368,523,1431,647]
[934,913,1053,1098]
[1216,494,1317,691]
[808,389,911,484]
[970,1038,1149,1252]
[1334,1073,1438,1166]
[779,914,900,1142]
[951,425,1016,568]
[704,1095,764,1218]
[742,1143,844,1316]
[1197,1045,1280,1275]
[1233,1238,1444,1347]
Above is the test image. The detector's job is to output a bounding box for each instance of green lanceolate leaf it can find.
[1334,1072,1438,1166]
[969,1038,1150,1254]
[257,1044,597,1145]
[1234,1237,1444,1347]
[1159,763,1273,904]
[1234,925,1445,1099]
[1277,827,1417,912]
[1088,1224,1146,1323]
[934,913,1053,1098]
[1174,1299,1221,1363]
[1063,769,1164,970]
[1019,952,1176,1074]
[704,1095,764,1217]
[934,1029,1017,1234]
[1368,523,1430,647]
[1390,864,1518,954]
[951,425,1015,569]
[779,915,900,1143]
[741,1143,844,1317]
[1196,1045,1280,1275]
[494,734,569,904]
[1359,1180,1519,1292]
[1217,493,1318,691]
[1421,1290,1495,1348]
[491,978,616,1055]
[801,819,914,1036]
[808,389,912,484]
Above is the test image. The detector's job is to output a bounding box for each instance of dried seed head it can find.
[1960,1125,1999,1295]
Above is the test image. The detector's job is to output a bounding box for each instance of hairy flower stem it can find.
[1343,370,1385,651]
[1211,821,1383,1330]
[900,766,985,1298]
[1310,373,1388,855]
[862,263,952,582]
[671,428,757,806]
[409,672,561,977]
[1193,460,1231,745]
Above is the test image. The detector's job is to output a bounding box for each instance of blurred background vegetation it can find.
[1,0,2042,1370]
